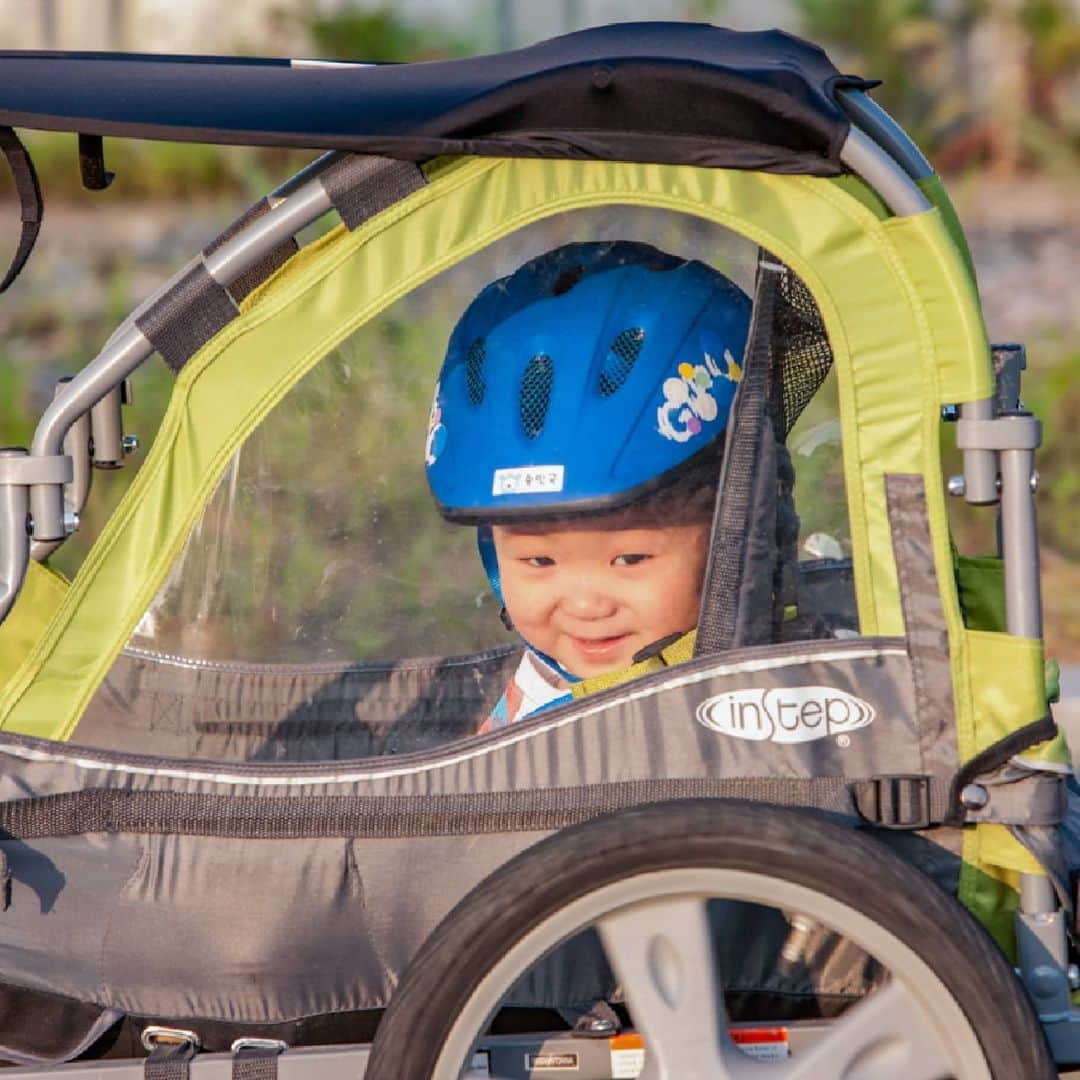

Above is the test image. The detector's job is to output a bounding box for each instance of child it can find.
[424,241,751,730]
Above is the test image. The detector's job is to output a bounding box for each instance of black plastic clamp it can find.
[853,774,932,830]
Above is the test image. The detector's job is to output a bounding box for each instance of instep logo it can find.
[696,687,875,744]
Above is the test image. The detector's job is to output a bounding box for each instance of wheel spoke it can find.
[785,977,956,1080]
[597,895,747,1080]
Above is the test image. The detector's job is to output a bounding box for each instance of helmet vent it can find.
[520,354,554,439]
[465,339,486,405]
[598,327,645,397]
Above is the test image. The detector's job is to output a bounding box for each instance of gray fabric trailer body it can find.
[1,632,963,1057]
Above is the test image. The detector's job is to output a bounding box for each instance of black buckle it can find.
[854,775,932,830]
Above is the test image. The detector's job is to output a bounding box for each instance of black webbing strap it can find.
[319,154,426,231]
[233,1052,278,1080]
[695,252,780,656]
[0,778,875,840]
[0,126,43,295]
[203,197,298,305]
[231,1040,286,1080]
[144,1038,197,1080]
[135,262,238,374]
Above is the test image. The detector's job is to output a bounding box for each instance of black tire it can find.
[367,799,1053,1080]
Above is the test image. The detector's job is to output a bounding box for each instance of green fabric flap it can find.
[965,628,1069,764]
[0,560,69,687]
[956,555,1007,633]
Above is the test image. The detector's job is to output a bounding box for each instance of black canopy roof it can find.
[0,22,876,175]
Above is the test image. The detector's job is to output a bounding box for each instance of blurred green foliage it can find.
[17,132,316,203]
[1024,347,1080,561]
[795,0,1080,173]
[302,5,478,61]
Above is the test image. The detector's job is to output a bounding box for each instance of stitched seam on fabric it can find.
[886,473,959,782]
[893,213,976,767]
[880,211,975,766]
[120,643,518,675]
[97,839,150,1010]
[0,645,909,786]
[347,839,393,983]
[886,478,930,778]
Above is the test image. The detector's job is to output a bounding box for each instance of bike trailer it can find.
[0,21,1074,1079]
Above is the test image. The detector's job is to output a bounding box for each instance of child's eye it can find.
[613,553,651,567]
[524,556,556,568]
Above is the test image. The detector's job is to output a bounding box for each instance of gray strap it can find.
[0,778,872,840]
[232,1046,283,1080]
[136,262,238,374]
[965,772,1067,827]
[145,1041,195,1080]
[203,198,298,305]
[0,126,42,295]
[319,154,426,231]
[884,474,957,781]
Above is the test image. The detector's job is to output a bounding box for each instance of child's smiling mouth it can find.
[567,634,632,662]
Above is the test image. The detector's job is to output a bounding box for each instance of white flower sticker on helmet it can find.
[656,350,740,443]
[696,686,875,743]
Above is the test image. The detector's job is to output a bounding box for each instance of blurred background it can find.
[0,0,1077,665]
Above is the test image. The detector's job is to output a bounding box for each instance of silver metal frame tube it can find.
[835,89,934,181]
[959,398,999,505]
[29,323,152,540]
[838,127,932,217]
[98,151,344,355]
[1000,442,1042,638]
[0,449,30,623]
[203,180,332,286]
[55,376,92,516]
[27,168,337,543]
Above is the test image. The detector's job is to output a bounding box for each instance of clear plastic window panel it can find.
[77,205,855,761]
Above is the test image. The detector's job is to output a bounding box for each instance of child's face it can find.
[492,515,710,679]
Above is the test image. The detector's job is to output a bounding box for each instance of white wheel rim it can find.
[433,867,991,1080]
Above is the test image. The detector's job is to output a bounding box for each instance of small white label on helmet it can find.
[492,465,564,496]
[696,687,875,743]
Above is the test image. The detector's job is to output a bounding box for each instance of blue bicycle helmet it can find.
[425,241,751,523]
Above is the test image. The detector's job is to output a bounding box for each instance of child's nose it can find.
[561,583,618,620]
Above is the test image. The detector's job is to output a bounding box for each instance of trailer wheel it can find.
[367,799,1052,1080]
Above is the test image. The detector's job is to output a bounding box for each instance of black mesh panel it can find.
[598,327,645,397]
[520,354,554,439]
[465,339,486,406]
[696,250,834,656]
[775,267,833,437]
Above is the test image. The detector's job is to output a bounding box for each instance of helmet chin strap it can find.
[477,525,580,684]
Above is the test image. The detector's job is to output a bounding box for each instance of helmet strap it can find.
[476,525,580,684]
[477,525,504,605]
